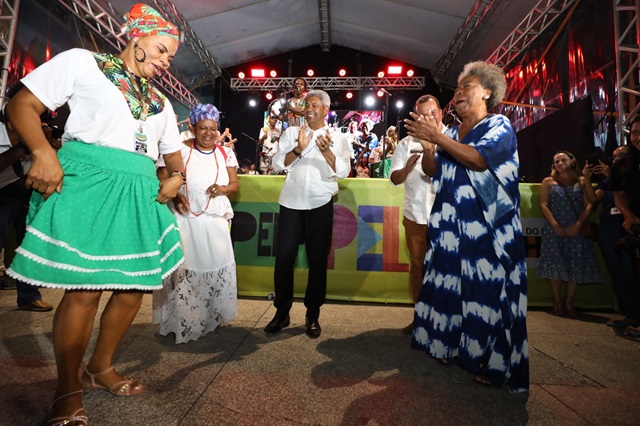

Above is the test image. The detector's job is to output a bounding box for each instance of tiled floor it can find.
[1,287,639,425]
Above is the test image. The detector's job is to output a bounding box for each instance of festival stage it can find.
[231,176,613,309]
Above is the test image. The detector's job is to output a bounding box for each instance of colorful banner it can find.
[231,176,614,308]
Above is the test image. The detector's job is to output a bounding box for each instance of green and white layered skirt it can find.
[7,141,183,290]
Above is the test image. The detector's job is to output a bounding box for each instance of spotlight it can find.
[376,90,384,98]
[377,71,385,78]
[396,100,404,109]
[249,99,257,107]
[270,70,277,77]
[266,92,273,100]
[307,69,315,77]
[250,69,265,78]
[238,71,245,79]
[387,65,402,75]
[338,68,347,77]
[406,69,414,77]
[365,95,375,107]
[346,92,353,99]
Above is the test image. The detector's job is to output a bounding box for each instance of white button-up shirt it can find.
[388,125,445,224]
[273,125,350,210]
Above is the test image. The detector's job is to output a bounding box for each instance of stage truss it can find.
[230,76,425,92]
[614,0,640,129]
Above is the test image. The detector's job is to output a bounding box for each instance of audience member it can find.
[5,4,185,423]
[0,106,53,311]
[389,95,443,333]
[583,146,640,328]
[259,114,280,174]
[608,117,640,337]
[355,119,378,166]
[154,103,239,343]
[537,151,601,316]
[405,61,529,393]
[344,120,361,176]
[264,89,350,338]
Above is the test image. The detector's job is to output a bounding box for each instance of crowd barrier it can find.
[231,176,614,308]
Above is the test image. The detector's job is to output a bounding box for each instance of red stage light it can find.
[406,69,414,77]
[251,69,265,78]
[307,69,315,77]
[387,65,402,75]
[346,92,353,99]
[270,70,277,77]
[238,71,245,79]
[377,71,385,78]
[338,69,347,77]
[377,90,384,97]
[266,92,273,100]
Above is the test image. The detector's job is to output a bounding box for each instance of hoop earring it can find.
[134,43,146,63]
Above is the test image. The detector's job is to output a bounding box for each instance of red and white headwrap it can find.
[122,3,180,42]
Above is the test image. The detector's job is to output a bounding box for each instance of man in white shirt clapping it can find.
[265,90,351,338]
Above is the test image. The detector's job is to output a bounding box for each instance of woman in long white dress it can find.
[154,103,239,343]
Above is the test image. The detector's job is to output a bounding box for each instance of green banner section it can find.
[231,176,613,308]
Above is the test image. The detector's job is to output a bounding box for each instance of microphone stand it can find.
[242,132,260,171]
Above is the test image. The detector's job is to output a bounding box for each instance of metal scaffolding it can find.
[430,0,495,88]
[151,0,221,86]
[230,76,425,92]
[56,0,198,108]
[487,0,575,69]
[441,0,576,119]
[613,0,640,129]
[0,0,20,106]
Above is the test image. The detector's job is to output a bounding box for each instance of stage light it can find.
[249,99,257,107]
[265,92,273,100]
[270,70,277,77]
[338,68,347,77]
[387,65,402,75]
[406,69,414,77]
[238,71,245,79]
[396,100,404,109]
[307,69,315,77]
[346,91,353,99]
[376,90,385,98]
[250,68,265,78]
[365,95,375,107]
[377,71,385,78]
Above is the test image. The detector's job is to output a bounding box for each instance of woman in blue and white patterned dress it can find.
[404,61,529,393]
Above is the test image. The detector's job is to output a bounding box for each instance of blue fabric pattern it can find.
[536,182,602,283]
[412,114,529,393]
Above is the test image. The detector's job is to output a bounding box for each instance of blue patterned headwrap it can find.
[189,103,219,125]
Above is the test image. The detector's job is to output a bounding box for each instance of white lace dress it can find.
[153,143,238,343]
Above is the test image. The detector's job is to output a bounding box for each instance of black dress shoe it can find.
[305,318,321,338]
[264,314,290,333]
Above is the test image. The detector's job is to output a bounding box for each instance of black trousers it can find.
[273,201,333,319]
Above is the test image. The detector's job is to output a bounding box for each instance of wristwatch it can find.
[292,148,301,156]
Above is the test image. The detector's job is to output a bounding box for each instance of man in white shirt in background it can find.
[265,90,351,338]
[389,95,445,334]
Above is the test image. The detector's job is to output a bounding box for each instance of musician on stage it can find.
[283,77,308,129]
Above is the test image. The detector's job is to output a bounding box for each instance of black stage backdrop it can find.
[516,97,597,183]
